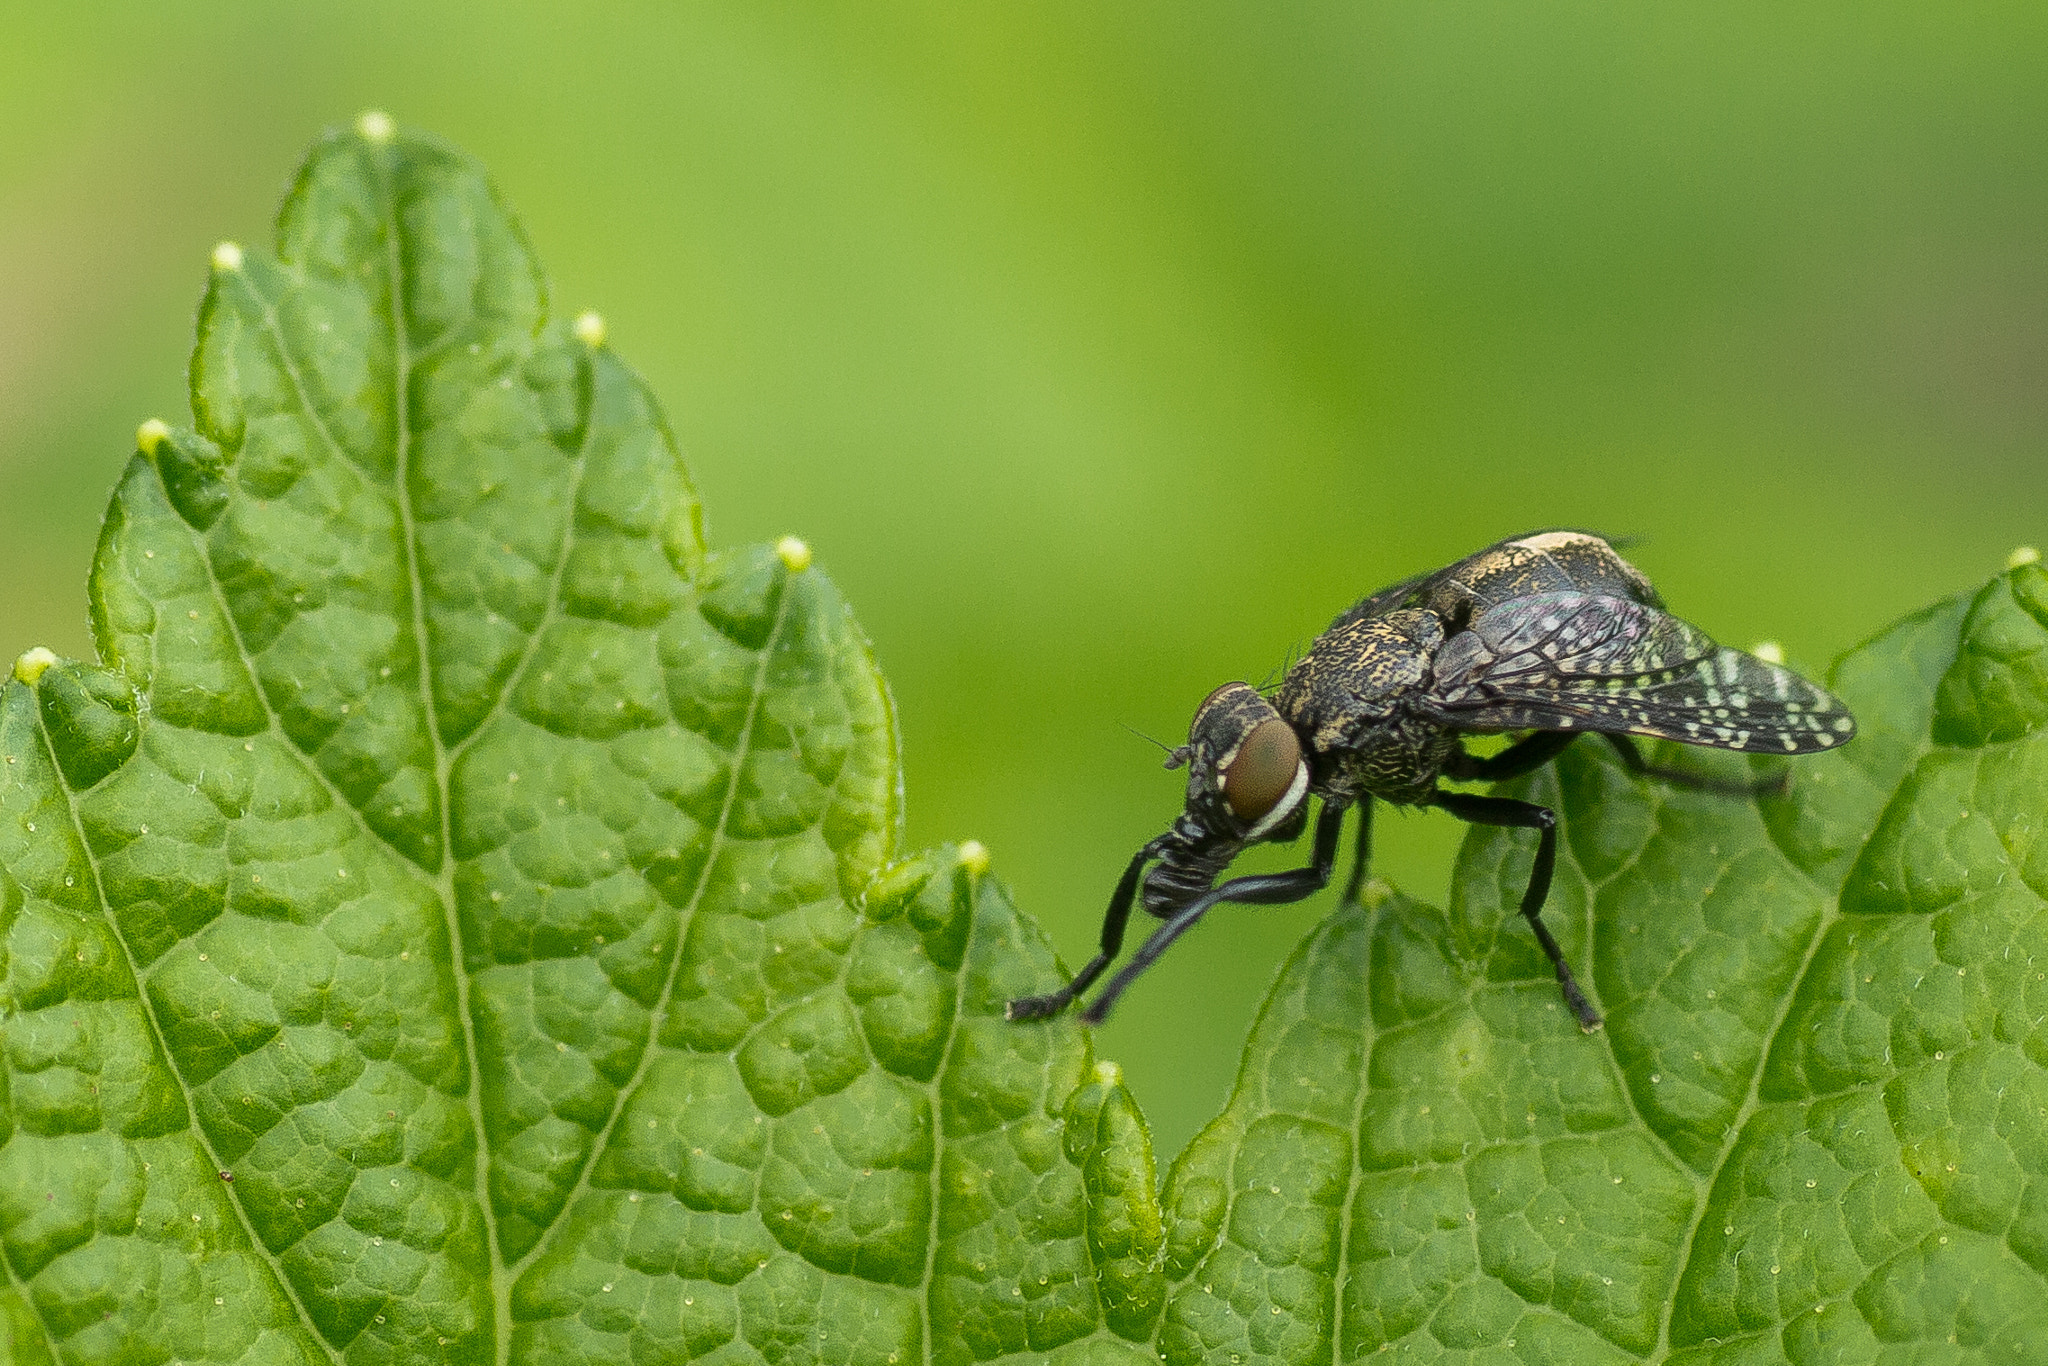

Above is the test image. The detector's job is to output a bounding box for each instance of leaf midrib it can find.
[1596,758,1893,1361]
[350,145,522,1362]
[1541,766,1848,1360]
[203,163,823,1362]
[205,151,525,1359]
[186,173,811,1359]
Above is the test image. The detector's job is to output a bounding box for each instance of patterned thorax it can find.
[1278,610,1452,804]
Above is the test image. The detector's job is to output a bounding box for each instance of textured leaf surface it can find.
[1141,574,2048,1365]
[3,120,2044,1366]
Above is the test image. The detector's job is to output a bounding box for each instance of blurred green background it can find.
[3,2,2043,1157]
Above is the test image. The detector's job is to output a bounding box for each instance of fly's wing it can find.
[1329,529,1659,636]
[1430,591,1856,753]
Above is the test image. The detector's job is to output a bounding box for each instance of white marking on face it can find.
[1245,762,1311,839]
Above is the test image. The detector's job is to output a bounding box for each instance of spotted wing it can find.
[1429,591,1856,753]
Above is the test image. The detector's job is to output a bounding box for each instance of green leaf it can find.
[1143,574,2048,1364]
[3,116,2044,1366]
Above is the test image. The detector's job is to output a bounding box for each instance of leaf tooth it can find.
[776,535,814,572]
[12,647,56,684]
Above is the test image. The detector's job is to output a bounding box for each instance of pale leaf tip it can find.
[1751,640,1786,665]
[211,241,244,273]
[1355,878,1394,909]
[776,535,813,572]
[136,418,171,455]
[956,840,990,877]
[1092,1059,1123,1087]
[356,110,396,144]
[572,310,607,348]
[2008,545,2040,570]
[13,647,56,686]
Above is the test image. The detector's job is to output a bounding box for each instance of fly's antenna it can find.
[1121,723,1174,758]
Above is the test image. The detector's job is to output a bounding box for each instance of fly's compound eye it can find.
[1221,717,1304,825]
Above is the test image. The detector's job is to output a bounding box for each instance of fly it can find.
[1005,530,1856,1031]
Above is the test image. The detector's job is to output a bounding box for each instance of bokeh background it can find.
[4,2,2043,1157]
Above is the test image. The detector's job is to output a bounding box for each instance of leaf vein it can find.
[501,566,798,1296]
[919,863,975,1366]
[27,690,344,1366]
[0,1190,64,1363]
[1654,896,1841,1357]
[1330,894,1387,1365]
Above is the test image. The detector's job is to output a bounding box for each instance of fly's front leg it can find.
[1079,802,1345,1025]
[1603,733,1788,797]
[1431,789,1600,1031]
[1006,844,1153,1021]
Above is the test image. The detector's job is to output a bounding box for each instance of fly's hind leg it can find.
[1604,733,1788,797]
[1442,729,1580,783]
[1431,788,1600,1031]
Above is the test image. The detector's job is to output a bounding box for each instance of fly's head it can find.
[1145,682,1311,913]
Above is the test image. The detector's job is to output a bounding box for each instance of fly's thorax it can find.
[1278,608,1443,756]
[1276,608,1456,805]
[1318,716,1459,806]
